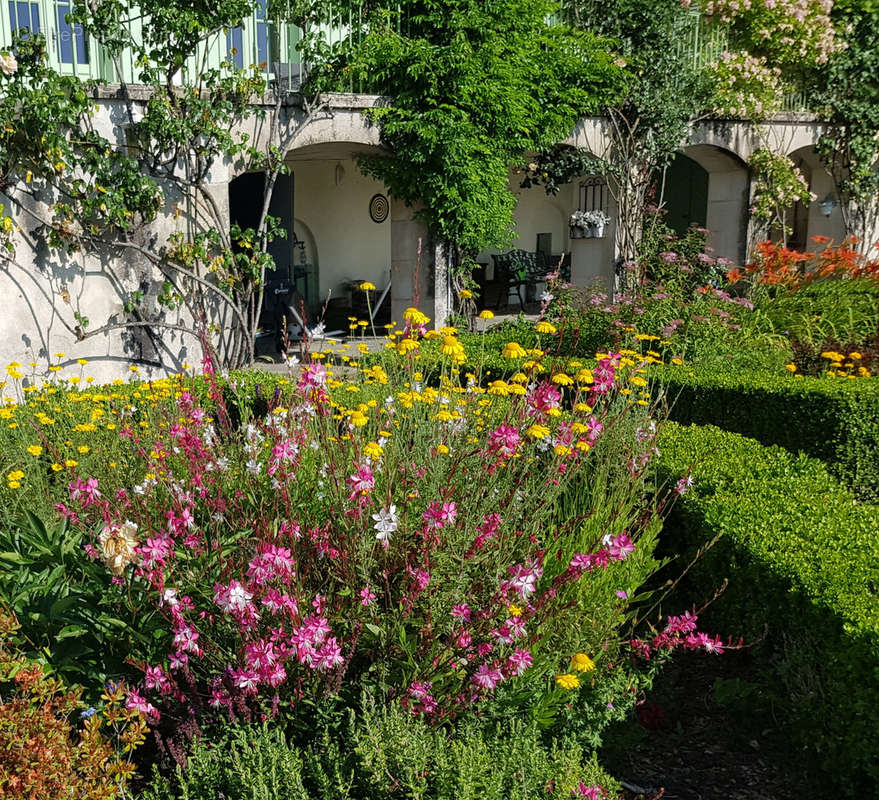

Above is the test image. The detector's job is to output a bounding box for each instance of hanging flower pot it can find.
[581,210,609,240]
[570,225,586,239]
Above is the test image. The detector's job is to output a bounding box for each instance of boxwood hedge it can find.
[653,365,879,501]
[656,423,879,795]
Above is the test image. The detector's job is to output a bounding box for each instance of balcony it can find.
[0,2,809,110]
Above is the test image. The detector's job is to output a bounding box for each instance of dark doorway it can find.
[663,154,709,236]
[229,171,300,349]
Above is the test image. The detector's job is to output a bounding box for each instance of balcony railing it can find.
[0,2,811,111]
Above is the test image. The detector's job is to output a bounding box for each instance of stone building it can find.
[0,4,856,380]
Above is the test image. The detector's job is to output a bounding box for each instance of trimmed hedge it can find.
[653,365,879,501]
[656,423,879,795]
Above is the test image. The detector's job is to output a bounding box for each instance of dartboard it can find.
[369,193,389,223]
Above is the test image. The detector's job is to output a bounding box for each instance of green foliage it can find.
[0,33,161,234]
[814,0,879,241]
[564,0,713,165]
[0,511,160,696]
[1,1,297,368]
[142,704,620,800]
[141,723,314,800]
[655,423,879,795]
[558,0,715,270]
[746,149,813,241]
[314,0,625,255]
[652,363,879,500]
[748,276,879,350]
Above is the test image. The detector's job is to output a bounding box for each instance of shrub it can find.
[142,701,620,800]
[0,610,146,799]
[653,364,879,500]
[0,511,164,697]
[655,423,879,795]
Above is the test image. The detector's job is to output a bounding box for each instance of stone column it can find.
[570,230,615,293]
[390,200,450,328]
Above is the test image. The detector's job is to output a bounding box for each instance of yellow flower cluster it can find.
[820,351,871,379]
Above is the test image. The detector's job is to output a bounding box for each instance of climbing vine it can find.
[313,0,624,261]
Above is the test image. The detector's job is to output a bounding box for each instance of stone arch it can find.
[786,145,846,249]
[669,143,750,264]
[284,141,392,316]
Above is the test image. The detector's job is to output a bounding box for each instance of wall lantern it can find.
[820,193,836,217]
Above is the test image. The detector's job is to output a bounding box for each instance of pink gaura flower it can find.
[313,636,344,671]
[231,668,259,694]
[423,500,457,530]
[452,604,471,622]
[137,535,173,568]
[126,688,159,720]
[487,424,521,458]
[244,639,278,673]
[591,357,617,396]
[347,463,375,499]
[143,665,170,693]
[209,687,230,709]
[408,566,431,590]
[247,544,295,586]
[608,533,634,561]
[214,580,254,614]
[471,663,504,691]
[675,474,695,495]
[569,549,610,574]
[506,648,533,677]
[407,681,438,715]
[526,381,562,418]
[360,586,376,606]
[573,783,603,798]
[502,559,543,600]
[69,477,101,505]
[172,624,201,655]
[470,513,502,552]
[261,588,297,616]
[665,611,698,634]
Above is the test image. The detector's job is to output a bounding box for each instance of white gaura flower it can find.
[372,505,399,548]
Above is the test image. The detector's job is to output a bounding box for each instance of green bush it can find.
[0,511,162,697]
[142,703,619,800]
[653,364,879,500]
[655,423,879,795]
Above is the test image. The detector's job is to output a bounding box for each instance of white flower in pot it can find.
[582,209,610,238]
[569,210,590,238]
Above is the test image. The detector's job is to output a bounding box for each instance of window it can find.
[55,2,88,65]
[8,1,40,37]
[226,26,244,68]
